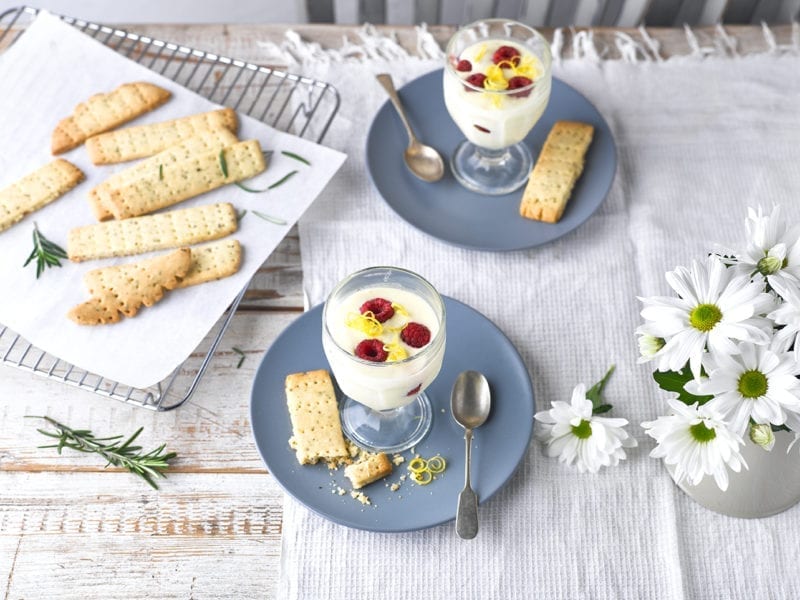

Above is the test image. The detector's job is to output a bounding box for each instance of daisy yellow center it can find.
[737,370,768,399]
[689,421,717,443]
[756,255,787,276]
[689,303,722,332]
[571,420,592,439]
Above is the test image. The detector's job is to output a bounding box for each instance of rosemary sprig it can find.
[23,222,68,278]
[232,346,246,368]
[252,210,287,226]
[27,416,177,489]
[281,150,311,165]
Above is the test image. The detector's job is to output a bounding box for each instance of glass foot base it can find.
[450,140,533,195]
[340,393,433,453]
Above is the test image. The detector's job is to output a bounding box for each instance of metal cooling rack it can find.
[0,6,339,411]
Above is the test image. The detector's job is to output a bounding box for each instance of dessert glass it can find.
[443,19,552,195]
[322,266,446,453]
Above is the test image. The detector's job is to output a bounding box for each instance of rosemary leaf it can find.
[252,210,287,226]
[268,169,298,189]
[232,346,246,369]
[23,223,68,279]
[218,149,229,178]
[27,416,177,490]
[237,209,248,222]
[281,151,311,166]
[158,164,164,180]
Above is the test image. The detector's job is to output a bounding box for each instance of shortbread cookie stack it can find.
[0,78,266,325]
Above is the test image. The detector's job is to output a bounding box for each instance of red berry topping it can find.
[464,73,487,91]
[493,45,521,66]
[355,339,388,362]
[401,322,432,348]
[360,297,394,323]
[474,124,490,133]
[406,384,422,397]
[456,59,472,72]
[507,76,533,97]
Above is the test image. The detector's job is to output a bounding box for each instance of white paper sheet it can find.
[0,12,346,388]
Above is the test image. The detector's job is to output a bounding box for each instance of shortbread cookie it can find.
[85,108,239,165]
[175,239,242,288]
[68,248,191,325]
[285,370,349,466]
[344,452,393,489]
[103,139,266,219]
[0,159,84,232]
[52,82,171,155]
[88,128,239,221]
[519,121,594,224]
[68,202,237,262]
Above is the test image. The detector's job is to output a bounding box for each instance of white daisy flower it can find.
[535,383,637,473]
[686,342,800,437]
[638,255,774,379]
[719,205,800,289]
[642,399,746,491]
[635,326,670,370]
[767,277,800,357]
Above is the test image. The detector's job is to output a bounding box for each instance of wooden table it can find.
[1,21,794,599]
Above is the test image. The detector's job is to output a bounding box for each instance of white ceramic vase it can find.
[667,430,800,518]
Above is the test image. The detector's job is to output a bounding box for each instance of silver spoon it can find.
[450,370,491,539]
[375,73,445,183]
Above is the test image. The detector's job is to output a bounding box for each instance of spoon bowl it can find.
[376,73,445,183]
[451,370,491,430]
[450,370,491,539]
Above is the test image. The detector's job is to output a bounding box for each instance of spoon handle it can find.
[456,429,479,539]
[375,73,418,144]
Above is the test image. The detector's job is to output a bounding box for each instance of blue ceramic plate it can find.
[250,297,534,532]
[366,69,617,251]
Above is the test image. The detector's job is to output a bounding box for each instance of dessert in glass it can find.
[443,19,552,195]
[322,266,446,453]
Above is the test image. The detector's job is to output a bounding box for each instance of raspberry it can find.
[360,297,394,323]
[401,322,432,348]
[406,384,422,397]
[464,73,487,92]
[354,339,388,362]
[456,59,472,72]
[493,45,521,66]
[507,76,533,98]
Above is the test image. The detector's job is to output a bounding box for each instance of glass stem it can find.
[473,145,511,165]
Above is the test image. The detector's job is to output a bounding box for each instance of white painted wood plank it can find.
[547,0,580,26]
[0,0,308,24]
[439,0,468,24]
[614,0,653,26]
[333,0,360,23]
[386,0,417,24]
[778,0,800,20]
[415,0,442,24]
[0,472,284,600]
[463,0,496,22]
[518,0,552,26]
[574,0,603,25]
[697,0,731,24]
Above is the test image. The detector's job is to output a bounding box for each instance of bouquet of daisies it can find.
[637,205,800,491]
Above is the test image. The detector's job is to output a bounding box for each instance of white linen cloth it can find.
[263,26,800,599]
[0,13,345,388]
